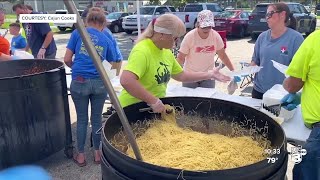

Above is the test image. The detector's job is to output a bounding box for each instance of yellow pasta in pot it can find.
[114,106,269,171]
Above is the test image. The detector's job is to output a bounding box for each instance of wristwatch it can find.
[41,46,46,49]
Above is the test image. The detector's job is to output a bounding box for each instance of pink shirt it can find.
[179,29,224,72]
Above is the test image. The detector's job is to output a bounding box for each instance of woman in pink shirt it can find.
[177,10,238,88]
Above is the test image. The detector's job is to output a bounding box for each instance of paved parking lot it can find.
[54,30,137,61]
[2,27,313,179]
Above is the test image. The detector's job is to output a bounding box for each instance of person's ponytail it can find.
[136,20,155,44]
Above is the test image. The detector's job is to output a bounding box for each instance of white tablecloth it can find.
[281,107,311,145]
[166,84,311,145]
[166,84,261,108]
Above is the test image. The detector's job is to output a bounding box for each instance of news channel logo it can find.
[290,145,307,164]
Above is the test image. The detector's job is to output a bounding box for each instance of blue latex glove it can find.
[233,76,241,83]
[281,93,301,111]
[0,165,51,180]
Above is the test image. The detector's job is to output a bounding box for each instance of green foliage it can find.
[147,0,162,5]
[5,14,17,20]
[5,0,23,4]
[0,22,9,29]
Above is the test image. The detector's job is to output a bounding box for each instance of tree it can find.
[147,0,162,5]
[163,0,186,9]
[5,0,23,3]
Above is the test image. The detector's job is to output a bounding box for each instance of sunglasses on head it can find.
[265,11,281,19]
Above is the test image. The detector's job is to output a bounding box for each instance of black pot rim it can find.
[0,59,64,80]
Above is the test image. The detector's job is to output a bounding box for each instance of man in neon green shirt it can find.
[282,30,320,180]
[118,14,231,113]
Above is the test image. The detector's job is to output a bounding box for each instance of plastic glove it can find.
[227,80,238,95]
[0,165,51,180]
[281,93,301,111]
[233,76,241,83]
[148,99,165,113]
[208,68,232,83]
[37,48,46,59]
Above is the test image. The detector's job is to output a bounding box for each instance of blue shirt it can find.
[67,27,117,80]
[102,28,123,61]
[11,34,27,52]
[22,12,57,57]
[252,28,304,93]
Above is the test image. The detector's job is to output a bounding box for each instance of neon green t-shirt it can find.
[119,39,183,107]
[286,30,320,127]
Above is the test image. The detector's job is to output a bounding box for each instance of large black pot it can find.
[0,60,73,169]
[102,97,288,180]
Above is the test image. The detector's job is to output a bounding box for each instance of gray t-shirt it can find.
[252,28,304,93]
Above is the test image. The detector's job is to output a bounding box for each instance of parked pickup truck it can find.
[173,3,224,29]
[122,6,176,34]
[54,9,84,31]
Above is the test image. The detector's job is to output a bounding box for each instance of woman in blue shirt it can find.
[64,7,117,166]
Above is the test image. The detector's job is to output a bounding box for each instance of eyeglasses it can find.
[265,11,281,19]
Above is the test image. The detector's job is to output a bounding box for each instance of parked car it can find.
[304,5,311,12]
[225,6,235,10]
[122,6,176,34]
[54,9,84,31]
[213,10,251,38]
[315,3,320,14]
[106,12,132,33]
[173,3,224,29]
[248,3,317,39]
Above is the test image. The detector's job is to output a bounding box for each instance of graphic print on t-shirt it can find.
[79,33,104,58]
[280,46,288,55]
[25,24,32,41]
[155,62,171,85]
[195,45,215,53]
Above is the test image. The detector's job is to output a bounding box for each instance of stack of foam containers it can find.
[261,84,298,123]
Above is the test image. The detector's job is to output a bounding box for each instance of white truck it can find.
[173,3,224,29]
[54,9,84,31]
[122,5,176,34]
